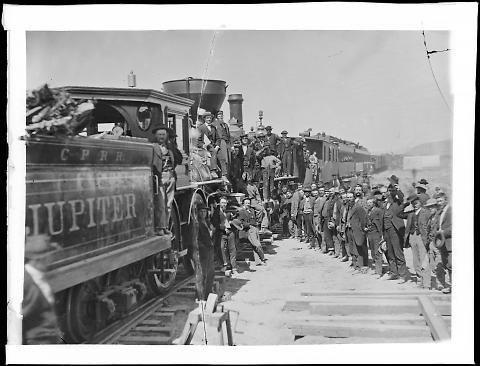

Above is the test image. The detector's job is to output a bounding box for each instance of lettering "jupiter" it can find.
[27,193,137,237]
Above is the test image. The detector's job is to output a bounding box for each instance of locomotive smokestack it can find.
[228,94,244,128]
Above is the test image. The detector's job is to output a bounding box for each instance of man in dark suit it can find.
[434,192,452,293]
[347,189,368,273]
[211,197,233,271]
[196,203,215,300]
[366,193,385,277]
[212,110,231,178]
[265,125,280,155]
[321,188,335,254]
[278,130,293,177]
[241,134,256,182]
[230,145,244,193]
[382,184,408,282]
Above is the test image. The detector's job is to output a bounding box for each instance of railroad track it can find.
[88,274,197,344]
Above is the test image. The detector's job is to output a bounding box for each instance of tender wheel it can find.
[146,210,180,294]
[65,280,101,343]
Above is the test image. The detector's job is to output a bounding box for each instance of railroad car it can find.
[302,134,373,183]
[24,84,227,342]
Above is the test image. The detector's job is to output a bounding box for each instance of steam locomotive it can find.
[24,79,231,343]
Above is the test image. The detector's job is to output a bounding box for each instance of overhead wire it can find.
[421,30,452,114]
[197,30,220,117]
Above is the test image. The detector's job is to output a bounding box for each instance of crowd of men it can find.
[191,111,452,294]
[194,110,321,192]
[277,175,452,293]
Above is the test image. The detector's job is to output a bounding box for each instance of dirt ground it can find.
[218,238,425,345]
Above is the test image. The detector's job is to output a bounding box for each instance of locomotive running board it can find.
[46,235,171,293]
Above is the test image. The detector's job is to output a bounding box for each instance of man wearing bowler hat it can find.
[387,174,404,202]
[278,130,293,176]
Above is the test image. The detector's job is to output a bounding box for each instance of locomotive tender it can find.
[25,84,227,342]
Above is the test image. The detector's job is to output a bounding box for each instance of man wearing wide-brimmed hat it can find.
[415,182,430,205]
[212,110,232,179]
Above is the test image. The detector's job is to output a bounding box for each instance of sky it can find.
[26,30,452,154]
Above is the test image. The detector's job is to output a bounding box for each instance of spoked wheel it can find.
[65,279,101,343]
[183,193,206,275]
[146,211,180,295]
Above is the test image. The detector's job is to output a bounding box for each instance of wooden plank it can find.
[47,235,170,292]
[304,301,451,316]
[286,314,428,326]
[294,335,434,344]
[284,298,419,312]
[118,335,172,345]
[301,290,450,297]
[418,296,451,341]
[289,321,431,338]
[307,301,420,315]
[300,294,450,302]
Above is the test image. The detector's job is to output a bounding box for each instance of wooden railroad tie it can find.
[283,291,451,343]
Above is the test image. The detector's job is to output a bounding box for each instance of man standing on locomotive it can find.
[278,130,293,177]
[152,126,177,236]
[212,110,231,180]
[265,125,280,155]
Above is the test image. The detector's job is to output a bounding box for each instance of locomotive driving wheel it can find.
[146,210,180,294]
[65,279,101,343]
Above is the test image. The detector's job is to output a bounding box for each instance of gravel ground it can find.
[219,237,430,345]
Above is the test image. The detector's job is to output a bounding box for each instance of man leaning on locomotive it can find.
[152,125,182,236]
